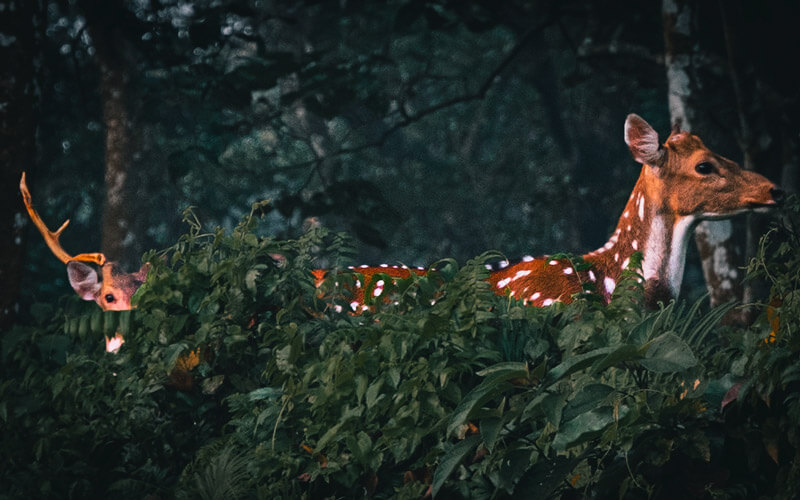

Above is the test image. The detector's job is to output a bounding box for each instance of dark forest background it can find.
[2,0,798,328]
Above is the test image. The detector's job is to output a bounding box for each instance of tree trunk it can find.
[97,60,135,264]
[662,0,746,319]
[0,0,38,330]
[79,0,138,267]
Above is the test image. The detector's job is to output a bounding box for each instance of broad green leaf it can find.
[476,361,528,377]
[365,379,383,409]
[355,374,368,403]
[639,332,697,373]
[316,421,344,452]
[248,387,282,402]
[447,365,528,436]
[432,434,481,498]
[552,404,629,451]
[479,417,503,452]
[524,337,549,361]
[543,346,616,385]
[590,344,642,374]
[562,384,615,422]
[522,391,563,424]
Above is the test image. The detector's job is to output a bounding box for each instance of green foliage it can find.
[3,200,800,499]
[710,195,800,500]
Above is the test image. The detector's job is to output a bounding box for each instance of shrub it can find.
[1,198,798,499]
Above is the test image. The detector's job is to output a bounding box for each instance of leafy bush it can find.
[1,198,798,499]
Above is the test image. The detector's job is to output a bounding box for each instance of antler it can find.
[20,172,106,266]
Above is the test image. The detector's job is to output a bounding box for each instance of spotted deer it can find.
[485,114,782,307]
[318,114,782,309]
[21,114,782,331]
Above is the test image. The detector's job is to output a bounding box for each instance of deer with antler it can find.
[21,114,782,336]
[20,173,149,312]
[20,173,148,352]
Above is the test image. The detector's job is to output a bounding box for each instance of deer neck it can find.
[584,175,697,304]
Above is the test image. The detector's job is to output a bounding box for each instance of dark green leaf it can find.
[432,434,481,498]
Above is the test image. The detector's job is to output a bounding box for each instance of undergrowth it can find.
[1,197,798,499]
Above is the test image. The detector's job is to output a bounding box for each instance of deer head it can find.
[484,114,782,308]
[20,172,149,312]
[624,114,781,220]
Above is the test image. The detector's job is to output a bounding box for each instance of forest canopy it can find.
[4,0,795,318]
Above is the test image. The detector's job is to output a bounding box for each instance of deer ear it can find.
[625,114,665,166]
[67,261,101,301]
[135,262,150,283]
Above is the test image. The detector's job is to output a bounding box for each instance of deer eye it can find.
[105,294,116,304]
[695,162,714,175]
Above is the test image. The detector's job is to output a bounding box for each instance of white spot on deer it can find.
[512,270,532,280]
[350,301,360,311]
[542,298,554,306]
[604,277,616,295]
[638,197,645,220]
[623,210,629,218]
[530,292,541,301]
[603,241,614,250]
[498,260,510,269]
[563,267,573,275]
[416,266,425,270]
[361,305,370,311]
[509,290,516,297]
[485,264,493,270]
[588,270,596,281]
[627,224,632,232]
[380,264,388,268]
[522,255,534,262]
[632,240,638,250]
[401,265,408,269]
[355,280,362,288]
[347,265,355,270]
[549,259,558,265]
[497,277,512,288]
[621,257,630,270]
[373,280,385,296]
[334,305,343,313]
[614,253,619,262]
[359,264,369,269]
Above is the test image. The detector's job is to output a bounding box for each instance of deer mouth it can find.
[743,202,781,217]
[741,187,784,211]
[744,198,780,213]
[701,202,777,219]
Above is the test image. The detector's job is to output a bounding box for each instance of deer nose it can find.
[770,186,785,204]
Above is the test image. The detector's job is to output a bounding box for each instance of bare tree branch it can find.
[265,21,549,175]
